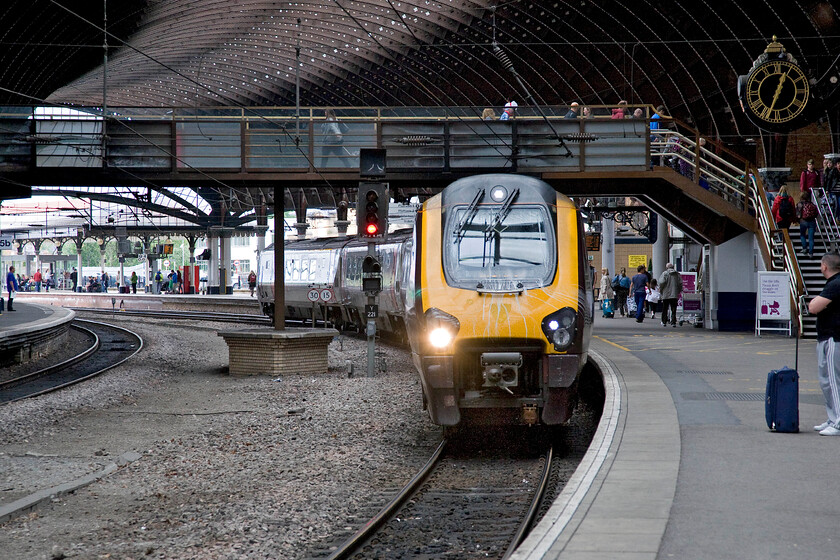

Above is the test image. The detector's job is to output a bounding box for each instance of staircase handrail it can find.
[812,187,840,249]
[647,114,804,333]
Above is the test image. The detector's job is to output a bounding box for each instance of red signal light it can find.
[366,223,379,235]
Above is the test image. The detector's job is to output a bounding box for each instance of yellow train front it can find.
[405,174,593,427]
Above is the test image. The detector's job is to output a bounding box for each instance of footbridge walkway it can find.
[0,104,802,330]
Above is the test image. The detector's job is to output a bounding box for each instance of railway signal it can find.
[357,182,389,240]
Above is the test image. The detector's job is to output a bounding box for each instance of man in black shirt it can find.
[808,252,840,435]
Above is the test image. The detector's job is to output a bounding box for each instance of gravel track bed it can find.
[0,313,441,559]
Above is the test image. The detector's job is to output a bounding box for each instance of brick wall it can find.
[220,329,336,375]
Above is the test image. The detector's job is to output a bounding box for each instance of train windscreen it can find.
[444,205,555,291]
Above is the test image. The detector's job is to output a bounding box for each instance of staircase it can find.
[789,188,838,338]
[789,234,824,338]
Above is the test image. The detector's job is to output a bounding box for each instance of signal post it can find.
[358,182,390,377]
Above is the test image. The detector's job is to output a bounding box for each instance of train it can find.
[258,174,594,427]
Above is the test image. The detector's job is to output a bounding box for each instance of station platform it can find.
[517,316,839,560]
[13,289,261,315]
[0,302,75,366]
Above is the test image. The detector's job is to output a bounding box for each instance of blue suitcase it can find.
[601,299,614,318]
[765,367,799,433]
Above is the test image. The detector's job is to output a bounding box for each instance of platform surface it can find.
[521,315,839,560]
[0,302,62,332]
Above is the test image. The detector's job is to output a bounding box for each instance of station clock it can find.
[738,36,810,132]
[744,60,809,125]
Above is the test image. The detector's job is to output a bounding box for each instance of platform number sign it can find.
[0,235,13,249]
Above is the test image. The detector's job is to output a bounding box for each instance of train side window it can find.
[404,230,417,309]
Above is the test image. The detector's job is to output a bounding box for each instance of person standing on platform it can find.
[800,158,821,196]
[564,102,580,119]
[248,270,257,297]
[130,271,138,294]
[6,265,19,312]
[808,252,840,435]
[599,267,613,314]
[630,265,649,323]
[154,269,163,294]
[658,263,683,327]
[101,271,108,293]
[33,269,42,292]
[71,267,78,292]
[612,268,629,317]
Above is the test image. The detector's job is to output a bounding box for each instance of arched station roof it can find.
[1,0,839,148]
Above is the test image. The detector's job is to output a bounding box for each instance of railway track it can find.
[70,307,271,325]
[0,319,143,404]
[315,432,568,560]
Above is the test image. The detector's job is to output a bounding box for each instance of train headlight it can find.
[425,308,461,350]
[429,327,454,348]
[541,307,577,351]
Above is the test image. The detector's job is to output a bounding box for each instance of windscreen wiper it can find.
[453,188,485,241]
[484,187,519,240]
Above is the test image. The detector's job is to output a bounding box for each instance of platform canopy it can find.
[1,0,839,147]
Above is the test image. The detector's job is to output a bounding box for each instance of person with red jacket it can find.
[772,185,797,229]
[800,158,821,194]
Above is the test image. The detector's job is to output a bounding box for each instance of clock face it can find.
[745,60,809,124]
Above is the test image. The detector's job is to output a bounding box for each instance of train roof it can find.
[263,228,412,252]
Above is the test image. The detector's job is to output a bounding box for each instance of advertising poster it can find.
[676,272,698,312]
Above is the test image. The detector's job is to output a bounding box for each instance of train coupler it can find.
[522,404,539,425]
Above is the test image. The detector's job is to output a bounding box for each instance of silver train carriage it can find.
[404,174,594,427]
[257,232,413,335]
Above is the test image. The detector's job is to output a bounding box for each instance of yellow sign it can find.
[628,255,648,269]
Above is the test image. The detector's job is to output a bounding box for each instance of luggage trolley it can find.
[678,291,703,327]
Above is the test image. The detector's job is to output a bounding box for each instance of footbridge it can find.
[0,104,803,329]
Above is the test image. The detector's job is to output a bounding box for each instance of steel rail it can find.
[69,308,270,325]
[0,324,99,392]
[0,320,143,404]
[326,438,448,560]
[502,444,556,559]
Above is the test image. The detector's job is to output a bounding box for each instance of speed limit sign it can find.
[307,288,320,302]
[320,288,334,303]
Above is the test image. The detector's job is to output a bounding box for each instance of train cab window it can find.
[444,205,555,291]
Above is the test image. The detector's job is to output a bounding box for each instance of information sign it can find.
[365,304,378,318]
[756,271,791,336]
[163,259,171,268]
[628,254,647,269]
[585,233,601,252]
[757,272,790,320]
[0,235,13,249]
